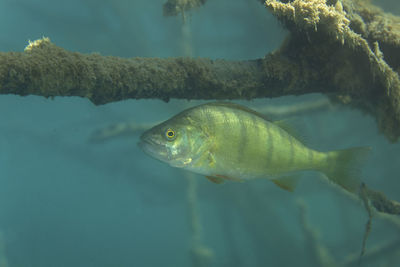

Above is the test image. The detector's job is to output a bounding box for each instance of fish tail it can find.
[319,147,371,194]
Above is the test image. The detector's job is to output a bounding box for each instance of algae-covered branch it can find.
[263,0,400,142]
[0,0,400,143]
[0,38,328,104]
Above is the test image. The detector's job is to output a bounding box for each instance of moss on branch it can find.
[0,37,325,105]
[1,0,400,143]
[365,186,400,215]
[264,0,400,142]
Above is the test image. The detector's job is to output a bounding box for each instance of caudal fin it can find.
[320,147,371,194]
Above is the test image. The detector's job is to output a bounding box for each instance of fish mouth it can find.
[138,135,169,163]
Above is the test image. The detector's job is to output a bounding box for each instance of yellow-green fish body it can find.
[139,102,369,192]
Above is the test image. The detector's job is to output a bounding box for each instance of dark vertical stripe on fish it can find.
[288,133,295,168]
[308,149,314,167]
[326,151,334,174]
[204,106,214,127]
[220,108,230,127]
[236,110,248,165]
[266,122,273,166]
[251,115,259,141]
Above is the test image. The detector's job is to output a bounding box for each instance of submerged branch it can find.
[365,186,400,215]
[297,199,337,267]
[264,0,400,142]
[1,0,400,143]
[185,173,214,266]
[343,239,400,266]
[0,38,293,104]
[163,0,207,17]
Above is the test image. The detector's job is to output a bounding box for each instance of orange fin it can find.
[206,176,225,184]
[272,175,299,192]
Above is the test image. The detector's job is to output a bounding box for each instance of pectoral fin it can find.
[206,176,225,184]
[272,175,299,192]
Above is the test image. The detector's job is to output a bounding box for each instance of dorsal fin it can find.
[205,102,272,122]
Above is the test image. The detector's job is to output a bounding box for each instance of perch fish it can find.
[139,102,369,193]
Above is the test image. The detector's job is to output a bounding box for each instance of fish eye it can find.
[165,128,176,140]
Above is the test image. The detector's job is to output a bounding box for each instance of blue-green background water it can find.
[0,0,399,266]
